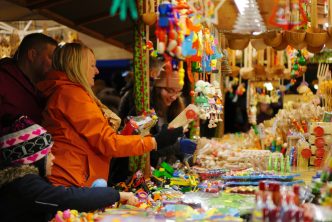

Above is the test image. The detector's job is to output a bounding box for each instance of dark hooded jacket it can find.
[0,165,120,222]
[0,58,44,130]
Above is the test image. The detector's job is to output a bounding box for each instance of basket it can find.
[325,37,332,49]
[230,66,241,77]
[305,28,328,47]
[264,31,282,47]
[251,38,267,50]
[254,64,266,77]
[285,30,306,48]
[307,45,324,54]
[327,26,332,37]
[240,67,254,79]
[282,69,291,80]
[228,38,250,50]
[272,33,288,51]
[292,41,307,50]
[271,65,285,77]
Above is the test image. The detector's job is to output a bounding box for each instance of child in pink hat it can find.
[0,115,138,222]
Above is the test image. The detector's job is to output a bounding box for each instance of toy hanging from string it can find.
[288,48,308,83]
[269,0,308,30]
[187,0,225,27]
[233,0,266,34]
[194,80,223,128]
[109,0,138,21]
[155,0,188,58]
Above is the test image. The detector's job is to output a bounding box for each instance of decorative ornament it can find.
[233,0,266,34]
[269,0,308,30]
[109,0,138,21]
[131,0,149,176]
[187,0,225,27]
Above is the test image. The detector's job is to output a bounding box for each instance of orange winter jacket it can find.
[37,71,155,187]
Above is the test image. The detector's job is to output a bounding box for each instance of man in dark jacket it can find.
[0,33,57,130]
[0,116,138,222]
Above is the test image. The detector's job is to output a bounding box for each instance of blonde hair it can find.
[52,43,96,100]
[52,42,121,130]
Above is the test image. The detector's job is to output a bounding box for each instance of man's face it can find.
[33,43,56,82]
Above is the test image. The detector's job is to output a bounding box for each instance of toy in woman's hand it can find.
[120,110,158,136]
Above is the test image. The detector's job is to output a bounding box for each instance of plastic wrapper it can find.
[195,137,281,170]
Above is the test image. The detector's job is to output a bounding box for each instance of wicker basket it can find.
[282,69,291,80]
[142,12,157,26]
[254,64,266,77]
[305,28,328,47]
[307,45,324,54]
[325,37,332,49]
[264,31,282,47]
[272,34,288,51]
[292,41,307,50]
[240,67,254,79]
[327,26,332,37]
[228,38,250,50]
[285,30,306,48]
[251,38,267,50]
[230,66,240,77]
[272,65,285,77]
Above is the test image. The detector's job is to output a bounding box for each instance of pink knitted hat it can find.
[0,116,52,165]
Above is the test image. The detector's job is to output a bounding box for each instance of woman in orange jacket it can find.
[37,43,182,187]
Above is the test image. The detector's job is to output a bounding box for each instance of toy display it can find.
[195,137,281,170]
[194,80,223,128]
[47,0,332,221]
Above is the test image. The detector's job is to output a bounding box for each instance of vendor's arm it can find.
[53,86,156,157]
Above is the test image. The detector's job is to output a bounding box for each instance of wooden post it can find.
[329,0,332,25]
[311,0,318,29]
[215,32,225,138]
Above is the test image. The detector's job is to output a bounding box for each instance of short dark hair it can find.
[14,33,58,61]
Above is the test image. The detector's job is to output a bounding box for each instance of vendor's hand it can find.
[153,124,183,149]
[179,138,197,154]
[119,192,139,206]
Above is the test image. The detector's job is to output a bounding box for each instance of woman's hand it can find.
[119,192,139,206]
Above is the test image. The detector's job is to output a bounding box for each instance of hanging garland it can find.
[130,0,149,174]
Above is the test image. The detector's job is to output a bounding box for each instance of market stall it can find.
[2,0,332,221]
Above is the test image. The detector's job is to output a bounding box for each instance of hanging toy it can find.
[269,0,307,30]
[155,0,187,59]
[182,32,197,57]
[194,80,223,128]
[109,0,138,21]
[233,0,266,34]
[187,0,225,27]
[178,61,185,86]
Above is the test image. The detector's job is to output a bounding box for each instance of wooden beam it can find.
[106,29,133,39]
[27,0,70,10]
[75,12,110,26]
[35,8,132,52]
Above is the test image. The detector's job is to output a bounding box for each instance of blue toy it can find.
[91,179,108,187]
